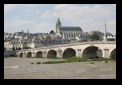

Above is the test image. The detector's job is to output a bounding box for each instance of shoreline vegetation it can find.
[30,57,115,64]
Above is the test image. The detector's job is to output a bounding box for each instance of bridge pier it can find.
[102,48,109,58]
[42,51,47,58]
[23,53,26,58]
[31,52,36,58]
[15,42,116,59]
[16,51,19,57]
[76,49,82,57]
[57,51,63,58]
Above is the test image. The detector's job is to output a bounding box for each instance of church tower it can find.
[56,18,62,35]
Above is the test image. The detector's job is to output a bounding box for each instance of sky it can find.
[4,4,116,35]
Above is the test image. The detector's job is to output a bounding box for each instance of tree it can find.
[90,32,100,41]
[23,47,30,49]
[18,47,21,50]
[12,47,15,50]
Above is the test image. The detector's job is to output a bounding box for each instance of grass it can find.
[66,57,89,62]
[47,57,62,59]
[42,57,88,64]
[31,62,34,64]
[36,62,41,64]
[42,60,67,64]
[34,57,112,64]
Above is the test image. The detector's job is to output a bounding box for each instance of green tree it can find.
[90,32,100,41]
[23,47,30,49]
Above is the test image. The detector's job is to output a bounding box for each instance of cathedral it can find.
[55,18,83,40]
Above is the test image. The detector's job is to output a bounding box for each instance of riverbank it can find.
[4,57,116,79]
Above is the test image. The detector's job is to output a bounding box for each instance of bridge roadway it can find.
[16,41,116,59]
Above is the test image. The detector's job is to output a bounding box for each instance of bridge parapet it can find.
[15,41,116,58]
[16,41,116,52]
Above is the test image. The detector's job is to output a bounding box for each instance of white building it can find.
[107,35,116,41]
[11,38,23,49]
[4,41,12,51]
[28,38,42,48]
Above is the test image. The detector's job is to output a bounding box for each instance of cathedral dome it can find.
[50,30,55,34]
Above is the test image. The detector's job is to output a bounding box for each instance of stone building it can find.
[55,18,83,40]
[4,41,12,51]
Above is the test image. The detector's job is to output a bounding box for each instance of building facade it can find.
[4,41,12,51]
[55,18,83,40]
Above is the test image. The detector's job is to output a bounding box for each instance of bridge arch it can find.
[10,54,15,57]
[82,46,102,58]
[96,49,102,58]
[26,52,32,58]
[36,51,43,58]
[47,50,57,58]
[110,48,116,60]
[63,48,76,58]
[19,53,23,57]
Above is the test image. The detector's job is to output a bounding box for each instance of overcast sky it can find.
[4,4,116,35]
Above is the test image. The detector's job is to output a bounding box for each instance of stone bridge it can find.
[16,41,116,59]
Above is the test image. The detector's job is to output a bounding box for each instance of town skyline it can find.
[4,4,116,35]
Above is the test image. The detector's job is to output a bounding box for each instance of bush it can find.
[41,57,111,64]
[42,60,66,64]
[105,61,108,63]
[66,57,89,62]
[31,62,34,64]
[36,62,41,64]
[49,57,61,59]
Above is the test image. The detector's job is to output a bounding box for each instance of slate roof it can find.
[50,30,55,34]
[59,26,82,31]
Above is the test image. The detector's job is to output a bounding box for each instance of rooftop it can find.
[59,26,82,31]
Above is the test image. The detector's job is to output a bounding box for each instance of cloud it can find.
[107,20,116,34]
[35,10,42,14]
[42,4,113,20]
[20,4,36,7]
[4,16,34,28]
[41,4,116,34]
[4,4,18,14]
[4,4,35,14]
[33,23,54,33]
[54,4,73,10]
[4,4,116,34]
[24,9,33,13]
[4,15,54,33]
